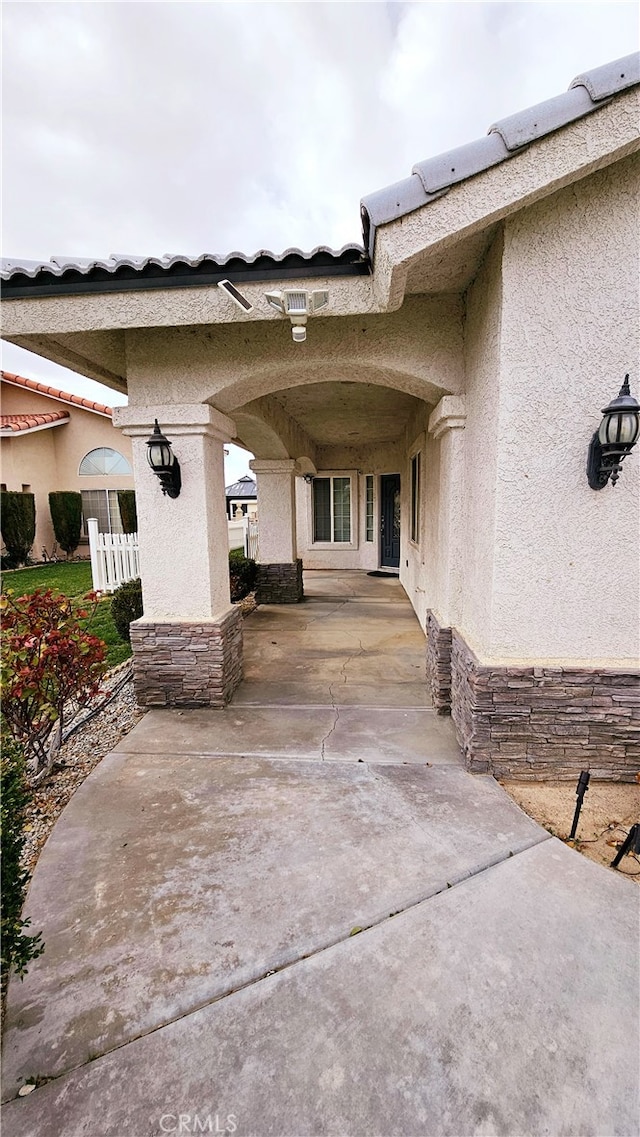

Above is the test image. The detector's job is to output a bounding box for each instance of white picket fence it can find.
[87,516,259,594]
[246,517,259,560]
[87,519,140,594]
[228,516,259,559]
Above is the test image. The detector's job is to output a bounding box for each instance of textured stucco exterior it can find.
[1,79,639,737]
[0,381,134,557]
[489,154,640,665]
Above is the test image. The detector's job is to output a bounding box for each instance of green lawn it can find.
[1,561,132,670]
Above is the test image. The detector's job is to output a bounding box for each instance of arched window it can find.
[79,447,131,476]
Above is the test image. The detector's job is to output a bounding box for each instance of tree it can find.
[1,491,35,565]
[49,491,82,558]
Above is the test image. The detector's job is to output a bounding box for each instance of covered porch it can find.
[132,568,463,766]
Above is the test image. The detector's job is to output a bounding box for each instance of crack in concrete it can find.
[318,636,366,758]
[319,698,340,761]
[2,834,552,1104]
[297,596,353,632]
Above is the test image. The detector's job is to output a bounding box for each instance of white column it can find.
[114,404,236,620]
[249,458,298,564]
[428,396,467,627]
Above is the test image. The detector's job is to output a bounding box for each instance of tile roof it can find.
[0,410,70,435]
[0,245,369,299]
[360,52,640,255]
[1,370,113,416]
[0,53,637,294]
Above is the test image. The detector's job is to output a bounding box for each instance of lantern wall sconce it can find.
[587,375,640,490]
[146,420,182,498]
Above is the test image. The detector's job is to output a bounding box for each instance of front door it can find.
[380,474,401,569]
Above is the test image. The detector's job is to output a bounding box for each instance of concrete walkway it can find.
[2,572,638,1136]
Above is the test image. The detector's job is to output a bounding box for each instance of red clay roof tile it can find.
[0,370,113,416]
[0,410,70,434]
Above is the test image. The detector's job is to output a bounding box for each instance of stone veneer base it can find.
[256,560,304,604]
[130,606,243,709]
[426,610,453,715]
[450,630,640,781]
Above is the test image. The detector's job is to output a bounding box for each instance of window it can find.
[410,452,421,544]
[365,476,374,542]
[79,447,131,476]
[313,476,351,543]
[81,490,124,536]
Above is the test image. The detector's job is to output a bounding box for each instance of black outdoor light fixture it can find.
[587,375,640,490]
[146,419,181,498]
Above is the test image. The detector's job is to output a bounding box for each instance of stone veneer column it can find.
[113,404,243,708]
[425,396,466,712]
[426,611,453,715]
[450,630,640,781]
[250,458,303,603]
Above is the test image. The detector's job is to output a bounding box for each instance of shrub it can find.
[1,491,36,565]
[0,589,106,777]
[0,732,44,987]
[48,491,82,558]
[117,491,138,535]
[229,549,257,602]
[111,577,143,642]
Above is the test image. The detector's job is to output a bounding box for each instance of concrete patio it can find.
[2,572,638,1136]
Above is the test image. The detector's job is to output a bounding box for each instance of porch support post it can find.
[249,458,303,603]
[114,404,243,708]
[426,396,467,714]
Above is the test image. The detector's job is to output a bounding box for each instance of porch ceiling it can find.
[270,382,422,446]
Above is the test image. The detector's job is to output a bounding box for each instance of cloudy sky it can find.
[2,1,638,480]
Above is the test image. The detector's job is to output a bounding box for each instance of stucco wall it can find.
[487,154,640,665]
[399,406,431,630]
[459,231,503,654]
[0,384,134,559]
[123,295,464,420]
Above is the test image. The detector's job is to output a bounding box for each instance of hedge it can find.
[1,732,44,987]
[0,491,36,566]
[111,577,144,642]
[117,490,138,535]
[229,549,257,601]
[49,491,82,557]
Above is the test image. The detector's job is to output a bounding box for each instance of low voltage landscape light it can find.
[587,375,640,489]
[147,419,181,498]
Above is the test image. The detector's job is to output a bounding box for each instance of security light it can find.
[264,289,329,342]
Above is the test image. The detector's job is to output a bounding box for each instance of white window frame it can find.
[365,474,375,543]
[80,489,125,539]
[78,447,132,476]
[307,470,359,550]
[409,434,424,548]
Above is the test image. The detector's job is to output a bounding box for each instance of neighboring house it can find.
[0,371,134,558]
[1,54,638,782]
[225,474,257,519]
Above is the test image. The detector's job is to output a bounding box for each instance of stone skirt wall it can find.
[131,606,243,708]
[256,560,304,604]
[426,610,453,715]
[450,630,640,781]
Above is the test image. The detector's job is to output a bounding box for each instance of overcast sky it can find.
[2,1,638,481]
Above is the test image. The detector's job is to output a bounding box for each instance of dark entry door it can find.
[380,474,401,569]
